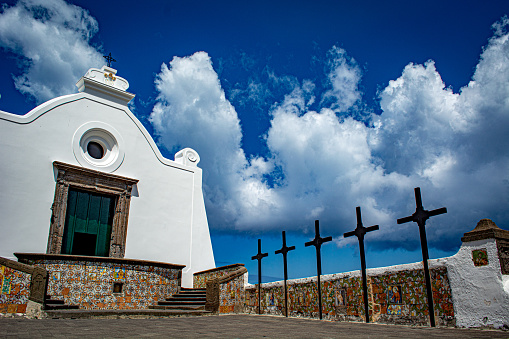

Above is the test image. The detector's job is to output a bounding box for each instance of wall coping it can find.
[217,267,248,284]
[194,263,244,276]
[0,256,35,274]
[14,253,185,270]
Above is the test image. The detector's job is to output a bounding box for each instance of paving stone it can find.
[0,314,508,338]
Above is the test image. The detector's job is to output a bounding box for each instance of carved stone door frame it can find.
[47,161,138,258]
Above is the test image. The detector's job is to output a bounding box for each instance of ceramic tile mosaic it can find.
[0,265,30,313]
[28,259,182,310]
[472,249,489,266]
[193,264,244,288]
[218,274,246,313]
[245,266,454,326]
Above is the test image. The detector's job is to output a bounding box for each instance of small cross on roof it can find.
[103,53,116,67]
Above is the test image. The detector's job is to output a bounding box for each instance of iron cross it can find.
[251,238,268,315]
[275,231,296,317]
[397,187,447,327]
[305,220,332,320]
[343,206,379,323]
[103,53,116,67]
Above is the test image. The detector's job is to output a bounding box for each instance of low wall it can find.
[245,262,454,326]
[15,253,183,310]
[203,265,248,314]
[193,263,245,288]
[243,220,509,329]
[0,256,47,314]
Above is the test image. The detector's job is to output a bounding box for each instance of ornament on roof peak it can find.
[80,65,130,92]
[76,60,135,105]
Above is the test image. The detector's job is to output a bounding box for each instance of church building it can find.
[0,64,215,288]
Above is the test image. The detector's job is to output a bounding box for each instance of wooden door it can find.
[61,188,115,257]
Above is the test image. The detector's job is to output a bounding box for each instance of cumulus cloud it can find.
[151,18,509,252]
[149,52,279,230]
[320,46,362,113]
[0,0,103,103]
[367,17,509,248]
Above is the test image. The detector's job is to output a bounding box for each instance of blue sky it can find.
[1,0,509,283]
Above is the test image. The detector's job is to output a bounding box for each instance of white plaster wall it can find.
[445,238,509,328]
[0,92,215,287]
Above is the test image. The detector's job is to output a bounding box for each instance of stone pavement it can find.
[1,314,508,338]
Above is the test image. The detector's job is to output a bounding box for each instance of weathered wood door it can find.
[61,188,115,257]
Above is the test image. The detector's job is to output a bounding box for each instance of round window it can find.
[72,122,125,173]
[87,141,104,159]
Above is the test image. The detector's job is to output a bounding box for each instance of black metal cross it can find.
[103,52,116,67]
[343,206,379,323]
[305,220,332,320]
[397,187,447,327]
[251,238,268,315]
[275,231,296,317]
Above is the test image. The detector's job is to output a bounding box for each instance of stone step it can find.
[154,287,207,310]
[45,299,65,305]
[181,287,206,291]
[166,296,206,302]
[45,308,211,319]
[149,305,206,311]
[179,291,206,295]
[175,292,206,296]
[44,297,80,310]
[44,304,80,310]
[158,300,205,306]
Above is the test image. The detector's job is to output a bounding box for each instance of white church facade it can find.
[0,65,215,288]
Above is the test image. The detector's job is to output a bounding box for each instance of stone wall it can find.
[245,263,454,326]
[16,253,183,310]
[194,264,245,288]
[202,265,247,314]
[0,256,47,314]
[243,220,509,329]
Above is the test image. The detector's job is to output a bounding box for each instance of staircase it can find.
[44,295,79,310]
[150,287,207,310]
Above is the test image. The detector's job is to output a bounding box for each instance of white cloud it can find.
[0,0,103,103]
[321,46,362,113]
[151,19,509,252]
[149,52,279,231]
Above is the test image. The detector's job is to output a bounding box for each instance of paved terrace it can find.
[1,314,508,338]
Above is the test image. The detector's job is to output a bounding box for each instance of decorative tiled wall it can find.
[25,258,182,310]
[245,266,454,326]
[194,264,245,288]
[0,265,31,313]
[218,273,245,313]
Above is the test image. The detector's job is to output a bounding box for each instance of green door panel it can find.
[96,195,115,257]
[87,194,102,234]
[74,191,90,233]
[61,188,115,257]
[61,189,78,254]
